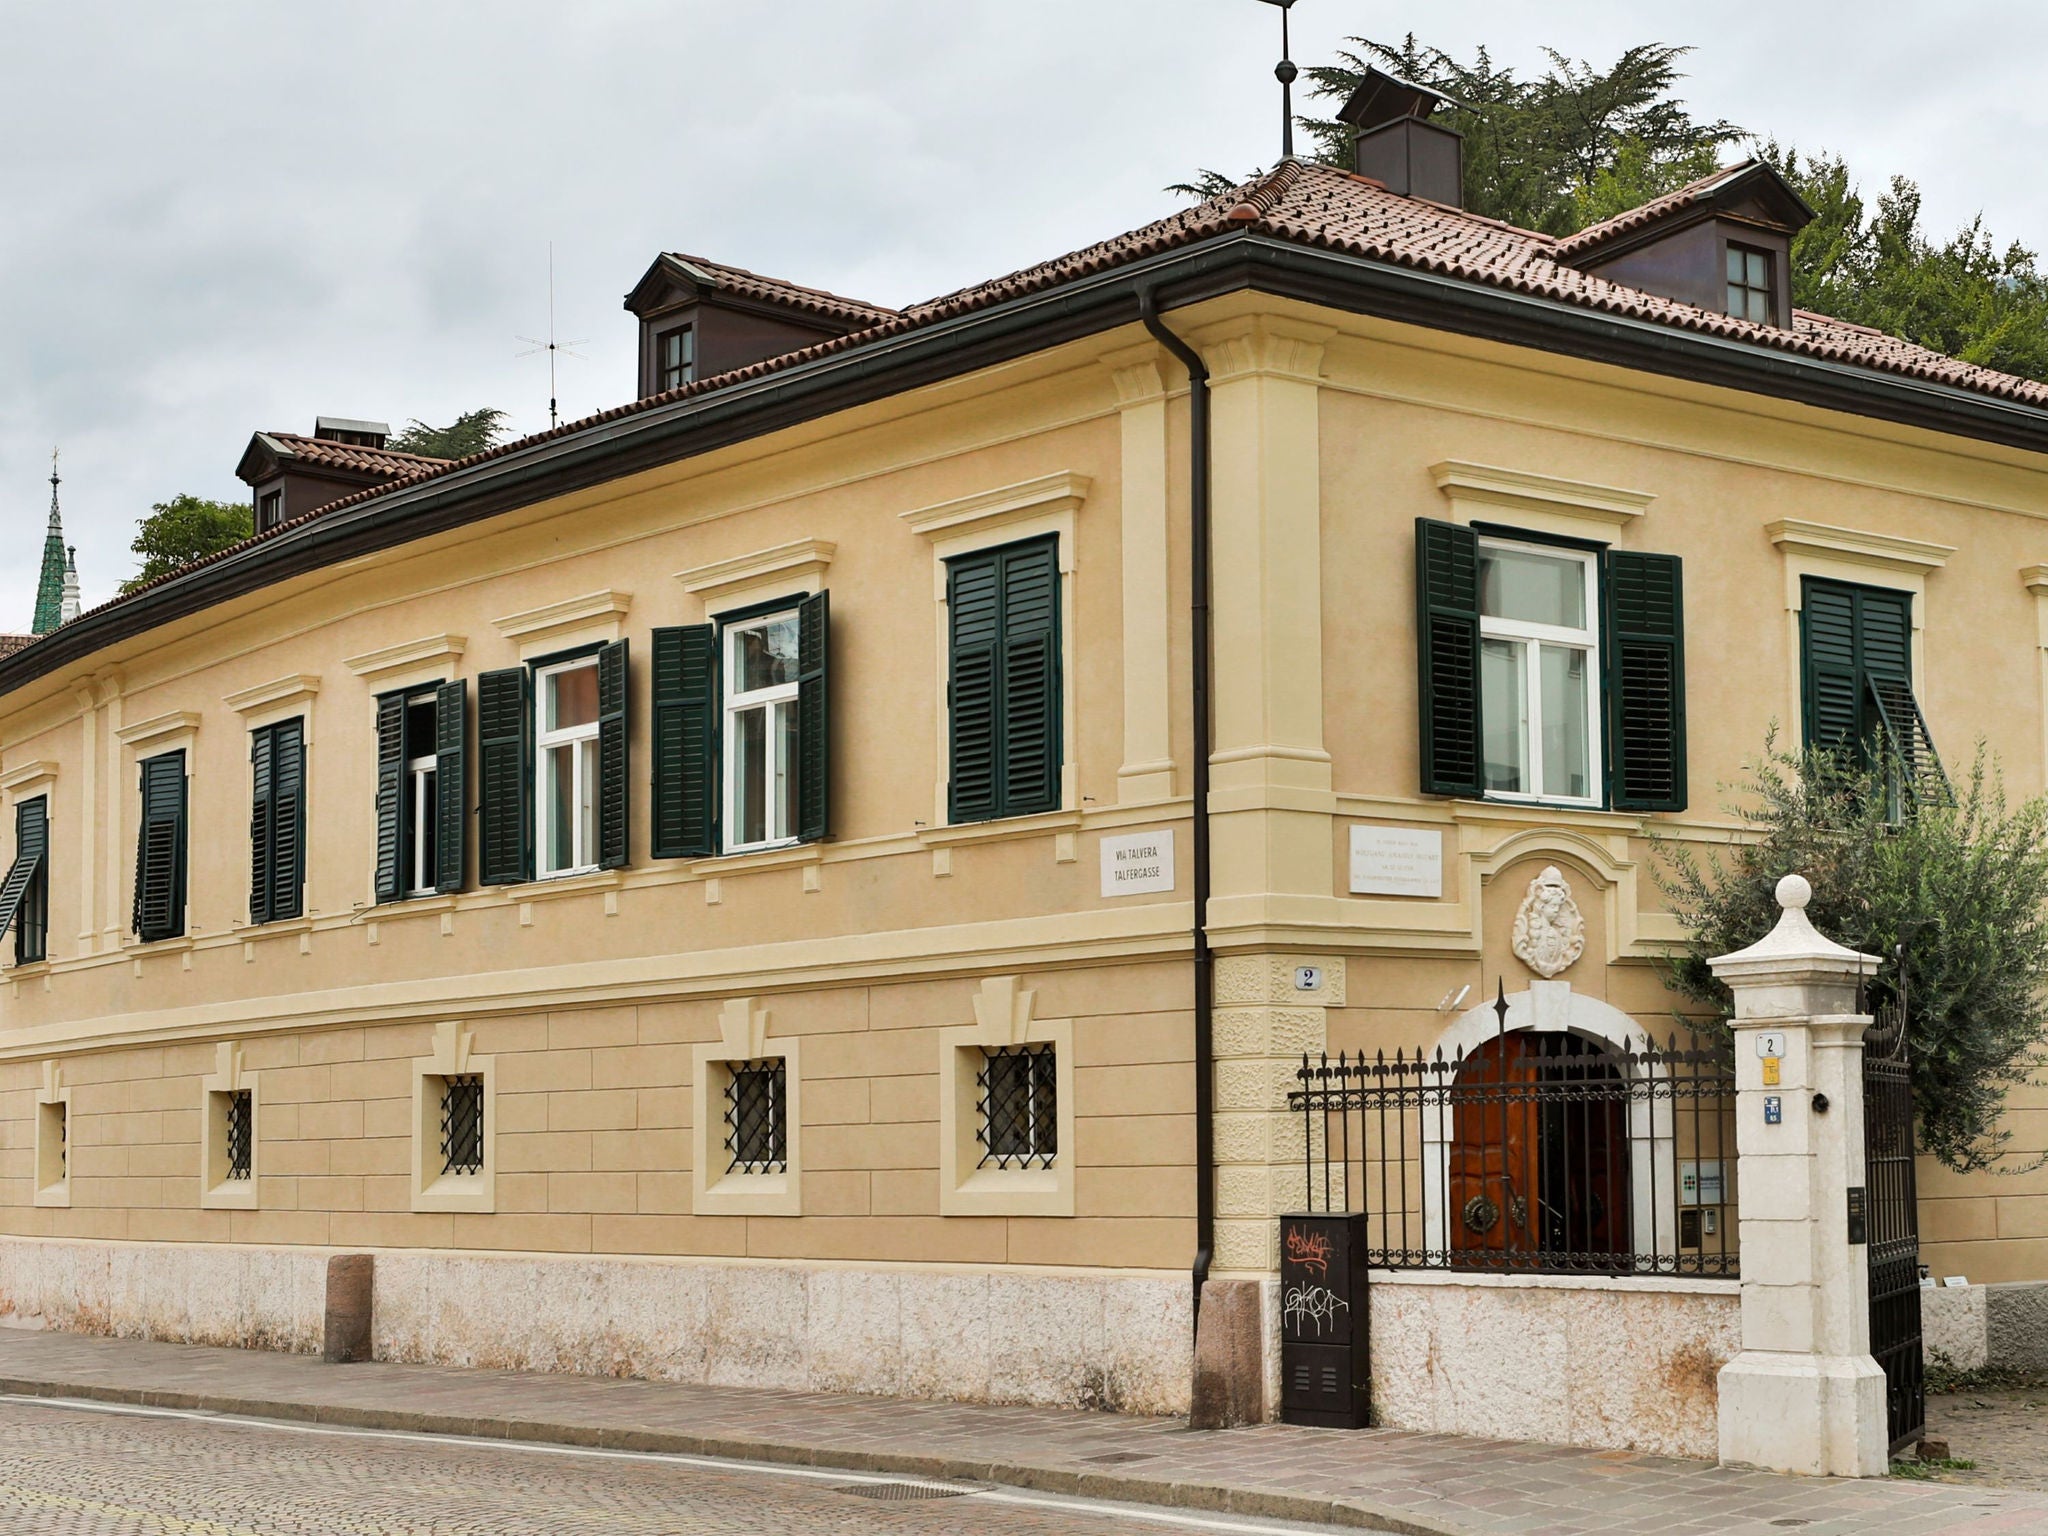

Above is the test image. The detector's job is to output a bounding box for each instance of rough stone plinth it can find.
[323,1254,374,1364]
[1188,1279,1262,1429]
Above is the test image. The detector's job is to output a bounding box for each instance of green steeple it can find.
[32,450,66,636]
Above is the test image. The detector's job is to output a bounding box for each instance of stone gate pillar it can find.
[1708,874,1888,1477]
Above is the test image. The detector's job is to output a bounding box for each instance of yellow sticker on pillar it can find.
[1762,1056,1781,1086]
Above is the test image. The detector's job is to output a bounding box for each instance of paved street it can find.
[0,1395,1333,1536]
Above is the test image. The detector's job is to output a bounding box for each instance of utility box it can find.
[1278,1212,1370,1428]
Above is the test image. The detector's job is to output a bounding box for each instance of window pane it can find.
[736,616,800,692]
[1727,283,1745,316]
[1748,288,1772,324]
[736,706,767,845]
[1540,644,1591,800]
[1726,246,1743,282]
[577,738,597,865]
[419,766,437,889]
[1746,250,1768,287]
[404,698,437,762]
[546,663,599,731]
[1481,637,1527,793]
[545,743,575,870]
[1480,546,1584,628]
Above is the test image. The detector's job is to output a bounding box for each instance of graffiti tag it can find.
[1283,1226,1331,1276]
[1282,1283,1351,1338]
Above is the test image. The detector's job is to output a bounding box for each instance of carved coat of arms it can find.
[1511,865,1585,979]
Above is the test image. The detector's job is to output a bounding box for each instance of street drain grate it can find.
[1081,1451,1158,1465]
[834,1482,974,1502]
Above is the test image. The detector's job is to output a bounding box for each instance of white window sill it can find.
[200,1177,259,1212]
[411,1170,494,1214]
[941,1163,1071,1218]
[33,1181,70,1210]
[919,807,1081,848]
[690,841,819,877]
[503,868,623,904]
[694,1169,799,1217]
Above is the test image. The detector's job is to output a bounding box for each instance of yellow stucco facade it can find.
[0,287,2044,1410]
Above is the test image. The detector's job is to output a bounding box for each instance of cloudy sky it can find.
[2,0,2043,621]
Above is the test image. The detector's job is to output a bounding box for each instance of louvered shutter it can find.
[477,667,531,886]
[1801,579,1862,758]
[795,591,830,844]
[597,639,630,870]
[435,679,468,894]
[249,723,276,924]
[947,551,1001,823]
[651,626,717,858]
[0,798,47,942]
[373,693,405,903]
[1415,519,1484,797]
[134,751,186,942]
[270,719,305,921]
[1001,541,1061,816]
[1606,551,1687,812]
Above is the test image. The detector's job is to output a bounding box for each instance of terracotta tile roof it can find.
[659,253,899,328]
[81,159,2048,625]
[1551,161,1761,261]
[257,433,449,479]
[0,635,34,661]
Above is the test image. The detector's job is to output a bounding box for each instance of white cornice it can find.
[900,473,1092,542]
[492,590,632,643]
[675,540,836,606]
[345,635,468,685]
[224,673,322,717]
[116,711,201,749]
[1767,519,1955,575]
[1431,461,1654,539]
[0,761,58,796]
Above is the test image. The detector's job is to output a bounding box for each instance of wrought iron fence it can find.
[1862,990,1925,1453]
[1289,1014,1738,1277]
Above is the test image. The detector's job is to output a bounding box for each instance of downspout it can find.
[1138,287,1214,1335]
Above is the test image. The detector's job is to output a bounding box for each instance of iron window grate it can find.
[224,1090,253,1181]
[441,1074,484,1176]
[725,1060,787,1175]
[977,1043,1057,1170]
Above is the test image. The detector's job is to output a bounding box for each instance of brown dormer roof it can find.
[628,253,899,329]
[238,432,447,485]
[1554,159,1815,263]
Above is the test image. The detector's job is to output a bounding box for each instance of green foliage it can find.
[1297,36,1739,236]
[1763,143,2048,383]
[387,408,509,461]
[1656,734,2048,1173]
[123,495,254,592]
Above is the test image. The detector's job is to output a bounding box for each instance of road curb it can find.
[0,1371,1466,1536]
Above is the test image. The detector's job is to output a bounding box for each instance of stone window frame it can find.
[938,976,1076,1218]
[199,1041,259,1211]
[691,997,803,1217]
[34,1059,70,1208]
[410,1021,495,1214]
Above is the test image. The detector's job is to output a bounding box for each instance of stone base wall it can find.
[1365,1273,1741,1460]
[0,1236,1192,1415]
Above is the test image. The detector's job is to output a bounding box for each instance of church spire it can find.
[32,449,69,635]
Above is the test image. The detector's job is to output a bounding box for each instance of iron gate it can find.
[1863,992,1924,1454]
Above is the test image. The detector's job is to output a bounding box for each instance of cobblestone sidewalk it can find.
[0,1328,2042,1535]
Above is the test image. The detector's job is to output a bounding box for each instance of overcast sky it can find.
[2,0,2044,622]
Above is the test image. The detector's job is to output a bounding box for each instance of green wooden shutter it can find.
[651,626,717,859]
[998,540,1061,817]
[134,751,186,942]
[477,667,531,886]
[270,719,305,922]
[597,639,630,870]
[0,798,47,942]
[435,679,468,894]
[1801,578,1862,758]
[374,692,405,903]
[1415,519,1484,797]
[1606,551,1687,812]
[796,591,830,844]
[946,551,1001,823]
[249,723,276,924]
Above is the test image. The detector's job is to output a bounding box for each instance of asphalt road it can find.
[0,1394,1345,1535]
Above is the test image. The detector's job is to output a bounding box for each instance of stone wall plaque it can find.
[1100,829,1174,897]
[1348,826,1443,898]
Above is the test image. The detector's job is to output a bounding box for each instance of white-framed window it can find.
[1478,538,1600,806]
[535,655,601,877]
[721,609,801,852]
[402,691,439,897]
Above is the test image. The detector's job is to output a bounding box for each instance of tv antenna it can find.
[516,242,588,430]
[1254,0,1299,160]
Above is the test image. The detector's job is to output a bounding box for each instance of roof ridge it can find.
[660,251,900,318]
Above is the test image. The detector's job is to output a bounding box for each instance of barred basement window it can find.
[224,1090,254,1181]
[441,1075,485,1176]
[978,1043,1057,1170]
[725,1060,787,1175]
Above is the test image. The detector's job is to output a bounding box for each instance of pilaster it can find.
[1102,342,1176,804]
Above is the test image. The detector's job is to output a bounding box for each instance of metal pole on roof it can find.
[1256,0,1300,161]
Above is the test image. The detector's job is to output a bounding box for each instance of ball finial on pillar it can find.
[1776,873,1813,911]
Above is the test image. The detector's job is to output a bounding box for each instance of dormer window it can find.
[658,325,696,392]
[1726,244,1775,325]
[258,490,283,533]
